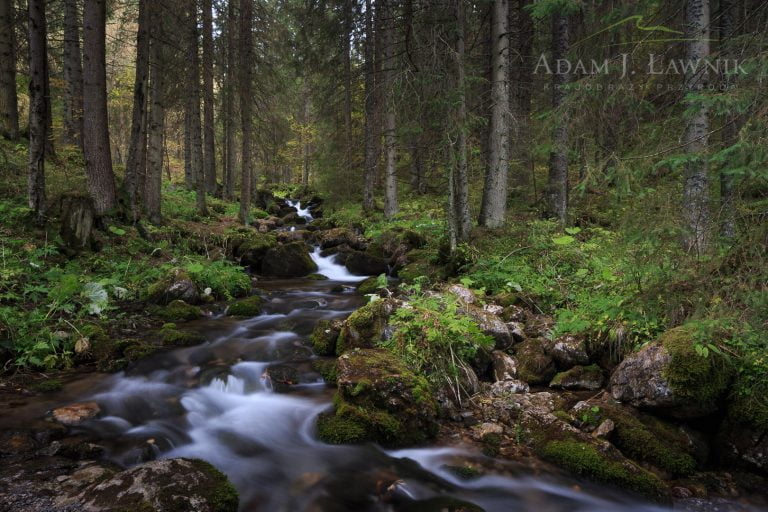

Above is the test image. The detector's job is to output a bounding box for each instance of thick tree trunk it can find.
[0,0,19,139]
[453,0,471,242]
[682,0,711,253]
[382,0,398,219]
[362,0,376,212]
[186,0,207,215]
[123,0,149,222]
[479,0,509,228]
[510,0,534,198]
[719,0,736,240]
[145,2,165,224]
[63,0,83,147]
[238,0,253,224]
[547,12,569,225]
[82,0,117,216]
[202,0,216,194]
[224,0,237,200]
[28,0,47,223]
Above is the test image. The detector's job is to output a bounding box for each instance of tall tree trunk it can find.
[0,0,19,139]
[343,0,352,177]
[682,0,711,253]
[186,0,207,215]
[362,0,376,211]
[453,0,471,242]
[510,0,534,199]
[123,0,149,222]
[238,0,253,224]
[224,0,237,200]
[479,0,509,228]
[719,0,737,240]
[63,0,83,147]
[145,2,165,224]
[301,84,310,186]
[546,11,569,224]
[382,0,398,219]
[82,0,117,216]
[28,0,47,223]
[202,0,216,194]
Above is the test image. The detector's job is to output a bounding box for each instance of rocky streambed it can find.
[1,198,766,512]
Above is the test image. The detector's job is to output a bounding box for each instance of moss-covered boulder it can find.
[312,359,338,385]
[159,325,206,347]
[609,326,733,418]
[356,276,382,295]
[344,250,387,276]
[231,230,277,272]
[717,389,768,475]
[317,348,438,447]
[75,458,238,511]
[550,365,604,391]
[336,299,398,355]
[317,227,366,250]
[226,295,264,317]
[145,271,200,305]
[261,241,318,278]
[156,300,203,322]
[310,319,342,356]
[515,338,557,385]
[397,261,440,284]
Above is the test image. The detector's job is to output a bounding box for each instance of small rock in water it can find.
[52,401,101,426]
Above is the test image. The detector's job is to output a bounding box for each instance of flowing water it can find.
[41,202,753,511]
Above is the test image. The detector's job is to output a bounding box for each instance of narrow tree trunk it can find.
[454,0,471,242]
[301,83,310,186]
[719,0,737,240]
[479,0,509,228]
[145,2,165,224]
[63,0,83,147]
[28,0,47,223]
[382,0,398,219]
[224,0,237,200]
[186,0,207,216]
[82,0,117,216]
[343,0,353,176]
[238,0,253,224]
[362,0,376,211]
[0,0,19,139]
[184,112,193,188]
[510,0,534,198]
[123,0,149,221]
[682,0,711,253]
[546,11,569,224]
[202,0,216,194]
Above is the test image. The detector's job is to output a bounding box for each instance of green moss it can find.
[442,464,484,480]
[553,410,574,423]
[189,459,239,512]
[550,365,603,389]
[316,411,369,444]
[661,326,732,404]
[398,262,438,284]
[123,342,161,360]
[336,300,391,355]
[307,273,329,280]
[310,319,340,356]
[356,276,380,295]
[540,440,667,500]
[516,338,556,385]
[226,295,264,317]
[481,432,502,457]
[159,327,206,347]
[155,300,202,322]
[32,378,63,393]
[311,359,338,385]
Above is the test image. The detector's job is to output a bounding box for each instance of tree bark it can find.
[453,0,471,242]
[509,0,534,198]
[145,1,165,224]
[343,0,353,177]
[479,0,509,228]
[719,0,736,240]
[28,0,47,223]
[382,0,398,219]
[238,0,253,224]
[82,0,117,216]
[682,0,711,253]
[202,0,216,194]
[546,11,569,225]
[362,0,376,212]
[186,0,207,216]
[63,0,83,147]
[301,83,310,186]
[123,0,149,221]
[0,0,19,140]
[224,0,237,200]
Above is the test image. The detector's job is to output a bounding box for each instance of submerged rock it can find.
[52,402,101,426]
[316,348,438,447]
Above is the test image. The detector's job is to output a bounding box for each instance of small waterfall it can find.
[309,247,367,282]
[285,199,313,221]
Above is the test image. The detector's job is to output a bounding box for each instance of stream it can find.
[32,201,713,511]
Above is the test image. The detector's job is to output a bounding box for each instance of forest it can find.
[0,0,767,510]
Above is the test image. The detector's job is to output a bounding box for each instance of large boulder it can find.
[462,305,512,350]
[336,299,398,355]
[316,349,438,447]
[310,319,343,356]
[515,338,556,385]
[549,334,590,369]
[445,284,477,305]
[261,242,318,278]
[72,458,238,511]
[231,231,277,271]
[345,251,388,276]
[317,228,366,251]
[609,326,732,419]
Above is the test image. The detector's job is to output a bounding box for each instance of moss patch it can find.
[159,326,206,347]
[312,359,338,385]
[540,440,667,500]
[226,295,264,317]
[316,411,369,444]
[155,300,202,322]
[356,276,380,295]
[32,378,63,393]
[336,299,394,355]
[307,273,329,280]
[188,458,239,512]
[310,319,340,356]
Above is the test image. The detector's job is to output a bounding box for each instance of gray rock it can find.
[491,350,518,381]
[505,321,525,343]
[550,365,604,391]
[463,305,512,350]
[550,334,589,369]
[593,419,615,438]
[446,284,477,305]
[490,379,530,395]
[165,278,200,304]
